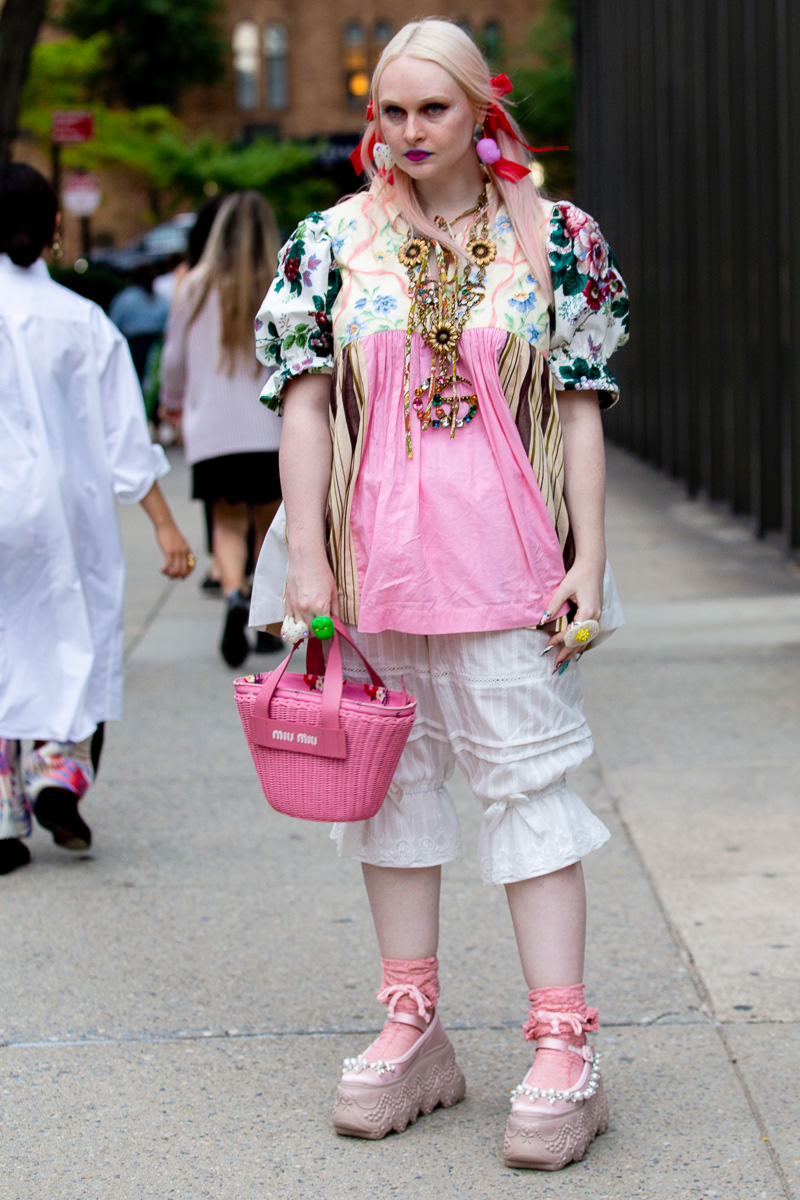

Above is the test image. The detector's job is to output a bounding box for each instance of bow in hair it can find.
[480,74,569,182]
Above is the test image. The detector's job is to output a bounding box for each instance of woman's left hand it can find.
[541,557,604,672]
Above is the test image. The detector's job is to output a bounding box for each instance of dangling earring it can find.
[476,137,501,165]
[373,142,394,173]
[50,232,63,263]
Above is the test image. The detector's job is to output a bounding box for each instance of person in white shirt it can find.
[0,162,195,875]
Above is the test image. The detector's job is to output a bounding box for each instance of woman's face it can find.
[377,57,479,186]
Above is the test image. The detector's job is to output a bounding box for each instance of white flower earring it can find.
[373,142,394,173]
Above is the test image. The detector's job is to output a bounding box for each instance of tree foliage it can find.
[60,0,225,109]
[510,0,575,194]
[20,37,337,233]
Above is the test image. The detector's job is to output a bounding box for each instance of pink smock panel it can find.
[350,328,568,635]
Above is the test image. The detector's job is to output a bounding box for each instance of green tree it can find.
[511,0,575,194]
[20,36,336,233]
[60,0,225,109]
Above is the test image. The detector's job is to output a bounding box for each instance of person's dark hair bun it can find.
[3,231,40,268]
[0,163,58,267]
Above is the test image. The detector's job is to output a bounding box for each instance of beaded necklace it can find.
[398,187,496,458]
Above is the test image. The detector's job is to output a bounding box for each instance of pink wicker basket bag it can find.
[234,618,416,822]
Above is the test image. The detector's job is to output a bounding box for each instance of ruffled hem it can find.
[477,778,610,885]
[331,781,462,867]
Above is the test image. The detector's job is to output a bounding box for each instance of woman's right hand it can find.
[284,546,339,627]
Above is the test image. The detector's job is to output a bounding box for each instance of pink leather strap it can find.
[386,1010,429,1033]
[535,1036,594,1061]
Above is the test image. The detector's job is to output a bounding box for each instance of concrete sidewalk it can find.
[2,444,799,1200]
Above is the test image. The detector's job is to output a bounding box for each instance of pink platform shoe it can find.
[332,1009,466,1139]
[503,1036,608,1170]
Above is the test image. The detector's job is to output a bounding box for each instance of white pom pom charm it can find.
[281,615,309,642]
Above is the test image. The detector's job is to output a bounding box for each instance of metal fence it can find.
[574,0,800,550]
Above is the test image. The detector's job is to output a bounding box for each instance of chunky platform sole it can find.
[503,1081,609,1170]
[332,1036,466,1139]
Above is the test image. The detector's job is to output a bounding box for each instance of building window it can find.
[373,20,392,64]
[263,22,288,110]
[343,21,369,104]
[482,20,502,65]
[233,21,260,111]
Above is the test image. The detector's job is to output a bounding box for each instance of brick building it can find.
[181,1,544,144]
[24,2,545,262]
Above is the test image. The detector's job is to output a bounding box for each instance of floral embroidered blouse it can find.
[255,185,629,633]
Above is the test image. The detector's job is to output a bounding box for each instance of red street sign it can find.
[51,111,95,146]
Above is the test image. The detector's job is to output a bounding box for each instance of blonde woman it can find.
[161,191,283,666]
[252,19,629,1169]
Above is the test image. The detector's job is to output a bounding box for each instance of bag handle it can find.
[305,617,386,689]
[252,617,402,730]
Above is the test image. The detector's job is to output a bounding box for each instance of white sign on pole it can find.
[62,171,103,218]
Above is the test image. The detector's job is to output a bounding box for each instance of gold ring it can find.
[186,553,196,568]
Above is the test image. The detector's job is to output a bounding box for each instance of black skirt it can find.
[191,451,281,505]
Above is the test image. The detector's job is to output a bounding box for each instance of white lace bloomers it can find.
[330,627,610,885]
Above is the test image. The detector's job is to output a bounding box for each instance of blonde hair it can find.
[357,18,552,297]
[184,191,279,376]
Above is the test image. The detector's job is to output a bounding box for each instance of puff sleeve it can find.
[547,202,630,408]
[254,212,342,412]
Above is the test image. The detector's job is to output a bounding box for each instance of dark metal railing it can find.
[575,0,800,550]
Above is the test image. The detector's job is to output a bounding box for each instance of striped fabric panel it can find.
[497,335,572,569]
[329,342,368,623]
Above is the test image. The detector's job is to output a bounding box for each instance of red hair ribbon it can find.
[485,74,569,181]
[350,128,377,175]
[491,73,514,98]
[350,100,376,174]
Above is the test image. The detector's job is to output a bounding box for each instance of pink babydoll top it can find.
[255,184,629,635]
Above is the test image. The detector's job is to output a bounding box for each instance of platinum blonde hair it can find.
[357,17,552,296]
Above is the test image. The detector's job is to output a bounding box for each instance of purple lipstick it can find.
[405,150,432,162]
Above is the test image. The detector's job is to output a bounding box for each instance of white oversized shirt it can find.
[0,254,168,741]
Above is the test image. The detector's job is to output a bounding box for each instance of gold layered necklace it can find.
[398,187,496,458]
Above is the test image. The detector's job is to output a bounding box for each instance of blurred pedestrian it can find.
[0,163,195,876]
[160,191,283,667]
[251,17,629,1169]
[109,262,170,384]
[161,195,227,592]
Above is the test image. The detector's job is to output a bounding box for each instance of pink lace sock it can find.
[522,984,599,1093]
[362,956,440,1062]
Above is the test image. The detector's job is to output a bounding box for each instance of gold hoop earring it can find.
[51,233,63,263]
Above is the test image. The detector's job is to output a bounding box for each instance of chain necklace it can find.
[398,187,496,458]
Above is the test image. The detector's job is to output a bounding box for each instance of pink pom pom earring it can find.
[476,137,501,165]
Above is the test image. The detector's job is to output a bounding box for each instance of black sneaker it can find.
[220,590,251,667]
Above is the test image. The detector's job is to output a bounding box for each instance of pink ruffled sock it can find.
[522,984,599,1093]
[362,956,440,1062]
